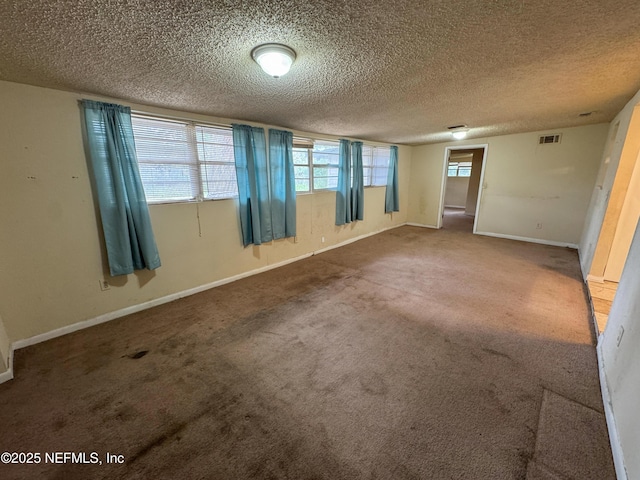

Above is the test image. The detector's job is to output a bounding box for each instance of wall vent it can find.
[539,134,561,145]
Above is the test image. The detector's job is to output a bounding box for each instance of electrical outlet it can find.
[536,223,543,229]
[99,279,110,291]
[294,236,299,244]
[321,236,325,243]
[617,326,625,347]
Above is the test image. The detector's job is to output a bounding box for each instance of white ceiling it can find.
[1,0,639,144]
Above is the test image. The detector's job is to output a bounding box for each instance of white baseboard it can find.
[406,222,438,229]
[313,223,406,255]
[10,250,314,352]
[2,222,408,383]
[597,341,627,480]
[0,348,14,384]
[474,231,579,249]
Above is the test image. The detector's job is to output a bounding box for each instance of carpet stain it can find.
[127,350,149,359]
[129,420,189,464]
[52,417,66,431]
[359,372,389,395]
[482,347,513,361]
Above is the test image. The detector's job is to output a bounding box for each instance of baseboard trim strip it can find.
[1,222,407,384]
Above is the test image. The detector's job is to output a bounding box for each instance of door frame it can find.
[437,144,489,233]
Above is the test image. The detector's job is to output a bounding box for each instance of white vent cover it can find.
[539,134,561,144]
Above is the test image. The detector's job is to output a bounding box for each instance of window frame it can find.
[131,113,237,204]
[447,161,473,178]
[366,145,391,187]
[310,139,341,192]
[294,140,390,194]
[131,113,396,202]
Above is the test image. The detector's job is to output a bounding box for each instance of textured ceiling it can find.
[1,1,640,144]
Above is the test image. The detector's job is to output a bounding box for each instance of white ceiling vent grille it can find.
[539,134,562,145]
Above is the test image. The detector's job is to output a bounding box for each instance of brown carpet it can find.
[530,389,614,479]
[0,226,613,479]
[442,207,474,232]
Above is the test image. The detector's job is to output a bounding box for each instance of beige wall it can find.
[0,80,411,343]
[444,176,469,207]
[409,125,608,245]
[407,143,446,227]
[465,149,484,216]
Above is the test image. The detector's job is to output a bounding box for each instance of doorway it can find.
[438,145,488,233]
[585,106,640,334]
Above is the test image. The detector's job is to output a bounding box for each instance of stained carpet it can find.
[0,226,613,479]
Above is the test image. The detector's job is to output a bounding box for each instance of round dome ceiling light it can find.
[251,43,296,78]
[448,125,469,140]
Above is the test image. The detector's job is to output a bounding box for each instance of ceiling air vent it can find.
[539,134,561,145]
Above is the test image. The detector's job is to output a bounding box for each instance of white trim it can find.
[1,223,407,382]
[474,231,578,249]
[406,222,438,229]
[0,370,12,384]
[11,251,313,351]
[438,151,449,229]
[597,340,628,480]
[0,348,14,384]
[472,146,489,234]
[439,144,489,231]
[313,223,404,255]
[583,279,603,341]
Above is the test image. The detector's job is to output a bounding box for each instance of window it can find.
[293,148,311,192]
[312,140,340,190]
[132,114,395,200]
[293,137,313,193]
[448,161,472,177]
[292,139,341,193]
[294,140,390,192]
[131,115,237,203]
[196,125,237,199]
[363,145,391,186]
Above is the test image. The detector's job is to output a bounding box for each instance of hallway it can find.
[442,206,474,232]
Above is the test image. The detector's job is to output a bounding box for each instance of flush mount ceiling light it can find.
[448,125,469,140]
[251,43,296,78]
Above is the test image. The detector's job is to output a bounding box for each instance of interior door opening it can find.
[438,145,488,233]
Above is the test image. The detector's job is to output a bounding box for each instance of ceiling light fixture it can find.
[251,43,296,78]
[448,125,469,140]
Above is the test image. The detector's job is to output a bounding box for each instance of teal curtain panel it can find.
[232,124,272,246]
[335,139,352,225]
[351,141,364,221]
[81,100,161,276]
[385,145,400,213]
[268,129,297,240]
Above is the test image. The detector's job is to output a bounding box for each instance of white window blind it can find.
[362,145,390,186]
[131,113,394,201]
[371,146,391,186]
[312,140,340,190]
[132,116,198,202]
[448,161,472,177]
[131,115,237,203]
[196,125,238,200]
